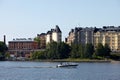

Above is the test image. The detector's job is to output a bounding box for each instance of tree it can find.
[95,43,105,57]
[0,52,4,60]
[46,42,59,59]
[5,52,10,60]
[84,43,94,58]
[70,43,87,58]
[57,42,71,59]
[46,41,71,59]
[78,44,84,58]
[94,43,111,58]
[104,43,111,57]
[0,41,8,60]
[0,41,8,52]
[70,44,80,58]
[31,51,46,60]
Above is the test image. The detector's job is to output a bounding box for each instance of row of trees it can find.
[31,42,111,60]
[70,43,111,59]
[31,42,71,59]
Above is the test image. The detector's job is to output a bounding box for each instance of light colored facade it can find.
[46,33,51,43]
[94,30,120,51]
[66,29,75,45]
[52,31,62,42]
[52,32,58,42]
[46,25,62,44]
[94,26,120,52]
[66,27,94,45]
[66,26,120,52]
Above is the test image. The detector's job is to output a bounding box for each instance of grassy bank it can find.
[32,58,112,63]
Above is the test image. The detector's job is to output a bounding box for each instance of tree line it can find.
[31,42,111,60]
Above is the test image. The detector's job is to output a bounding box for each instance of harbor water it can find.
[0,61,120,80]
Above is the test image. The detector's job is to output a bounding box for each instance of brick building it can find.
[8,38,38,58]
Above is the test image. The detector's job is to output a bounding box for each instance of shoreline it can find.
[33,59,112,63]
[10,59,114,63]
[4,59,120,63]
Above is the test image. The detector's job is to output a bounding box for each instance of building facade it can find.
[94,26,120,52]
[66,26,120,52]
[66,29,75,45]
[46,31,52,44]
[37,33,46,49]
[46,25,62,44]
[66,27,94,45]
[8,38,38,58]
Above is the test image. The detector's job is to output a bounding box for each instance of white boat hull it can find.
[57,63,78,67]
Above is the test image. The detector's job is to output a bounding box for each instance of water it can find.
[0,61,120,80]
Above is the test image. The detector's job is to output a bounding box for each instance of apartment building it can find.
[94,26,120,52]
[66,27,94,45]
[46,25,62,44]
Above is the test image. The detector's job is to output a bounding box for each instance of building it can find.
[37,33,46,49]
[94,26,120,52]
[46,25,62,44]
[66,29,76,45]
[8,38,38,58]
[46,31,52,44]
[66,27,94,45]
[66,26,120,52]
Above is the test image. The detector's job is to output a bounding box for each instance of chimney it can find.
[4,35,6,44]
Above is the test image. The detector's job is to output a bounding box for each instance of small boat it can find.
[56,62,78,68]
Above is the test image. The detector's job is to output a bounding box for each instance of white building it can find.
[46,31,52,43]
[46,25,62,44]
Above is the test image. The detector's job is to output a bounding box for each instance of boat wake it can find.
[16,66,57,68]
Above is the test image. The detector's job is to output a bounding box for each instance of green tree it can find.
[95,43,105,57]
[0,41,8,52]
[78,44,84,58]
[0,41,8,60]
[57,42,71,59]
[70,44,80,58]
[94,43,111,58]
[5,52,10,60]
[70,44,85,58]
[0,52,4,60]
[31,51,46,60]
[84,43,94,58]
[46,42,71,59]
[104,43,111,57]
[46,42,59,59]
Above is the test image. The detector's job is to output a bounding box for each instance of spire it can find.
[55,25,61,33]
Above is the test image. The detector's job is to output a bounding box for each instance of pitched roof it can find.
[55,25,61,33]
[47,31,52,34]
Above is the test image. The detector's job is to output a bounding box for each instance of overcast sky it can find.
[0,0,120,44]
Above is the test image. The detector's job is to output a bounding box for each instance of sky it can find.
[0,0,120,44]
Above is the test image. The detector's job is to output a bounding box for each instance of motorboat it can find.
[56,62,78,68]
